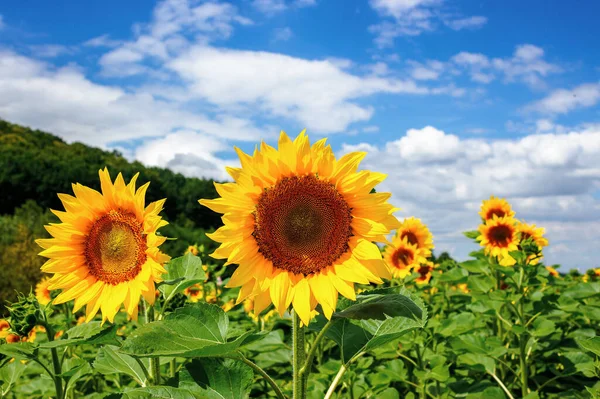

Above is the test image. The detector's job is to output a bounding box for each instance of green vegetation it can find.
[0,120,221,313]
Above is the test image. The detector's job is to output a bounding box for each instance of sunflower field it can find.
[1,130,600,399]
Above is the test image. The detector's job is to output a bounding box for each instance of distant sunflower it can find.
[478,216,519,266]
[396,217,434,256]
[415,261,436,285]
[0,319,10,339]
[546,266,559,277]
[35,277,52,306]
[36,168,170,323]
[383,238,426,279]
[517,222,549,264]
[184,284,204,302]
[200,131,399,325]
[479,196,515,222]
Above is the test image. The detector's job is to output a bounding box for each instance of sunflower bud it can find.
[7,293,45,337]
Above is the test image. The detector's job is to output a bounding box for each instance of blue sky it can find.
[1,0,599,270]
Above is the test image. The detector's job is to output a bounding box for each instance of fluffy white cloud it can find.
[273,27,293,42]
[341,125,600,269]
[369,0,487,47]
[525,82,600,114]
[166,45,452,133]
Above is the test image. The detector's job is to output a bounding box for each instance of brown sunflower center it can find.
[520,232,532,241]
[488,224,513,247]
[85,210,147,285]
[253,174,353,275]
[486,208,506,220]
[392,247,414,269]
[417,264,431,277]
[401,231,419,246]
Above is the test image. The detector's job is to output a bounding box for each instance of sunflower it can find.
[0,319,10,339]
[396,217,434,256]
[187,245,199,256]
[546,266,559,277]
[200,131,399,325]
[383,238,426,279]
[479,196,516,222]
[184,284,204,302]
[415,261,436,285]
[36,168,170,323]
[35,277,52,306]
[477,216,519,266]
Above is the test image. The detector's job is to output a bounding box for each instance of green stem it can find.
[324,363,347,399]
[292,311,306,399]
[144,301,161,385]
[45,324,64,399]
[518,288,529,397]
[489,372,515,399]
[235,355,286,399]
[170,359,176,379]
[299,319,334,380]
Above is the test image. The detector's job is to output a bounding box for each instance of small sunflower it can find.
[546,266,559,277]
[36,168,170,323]
[184,284,204,302]
[415,261,436,285]
[477,216,519,266]
[187,245,199,256]
[0,319,10,339]
[396,217,434,256]
[35,277,52,306]
[479,196,516,222]
[383,238,426,279]
[200,131,400,325]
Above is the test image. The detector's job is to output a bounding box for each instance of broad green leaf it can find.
[0,342,38,361]
[121,303,265,357]
[333,294,422,321]
[38,323,119,349]
[94,345,148,386]
[563,282,600,299]
[179,358,253,399]
[458,353,496,374]
[468,275,495,293]
[105,386,206,399]
[437,267,468,282]
[466,387,506,399]
[463,231,480,240]
[532,318,556,338]
[576,336,600,357]
[460,260,490,274]
[562,352,595,377]
[0,360,27,396]
[378,387,400,399]
[326,319,373,364]
[62,358,92,397]
[159,253,207,304]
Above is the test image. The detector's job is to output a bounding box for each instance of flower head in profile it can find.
[517,222,548,264]
[35,277,52,306]
[546,266,559,277]
[36,168,170,323]
[200,131,400,325]
[477,216,519,266]
[479,196,515,222]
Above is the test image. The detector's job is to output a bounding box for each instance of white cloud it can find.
[273,27,293,42]
[369,0,486,47]
[167,45,449,133]
[341,125,600,269]
[29,44,76,58]
[525,82,600,114]
[444,16,487,31]
[252,0,287,15]
[408,60,445,80]
[84,34,122,48]
[294,0,317,6]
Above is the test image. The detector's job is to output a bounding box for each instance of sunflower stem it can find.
[144,301,161,385]
[324,363,347,399]
[44,322,64,399]
[292,311,306,399]
[233,354,286,399]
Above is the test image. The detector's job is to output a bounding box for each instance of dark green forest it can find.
[0,120,222,312]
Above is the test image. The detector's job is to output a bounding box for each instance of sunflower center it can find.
[85,210,147,285]
[417,265,431,277]
[520,232,531,241]
[253,174,353,275]
[488,224,513,247]
[486,209,506,220]
[392,247,414,269]
[401,231,419,246]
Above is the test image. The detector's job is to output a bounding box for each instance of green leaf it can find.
[62,358,92,397]
[458,353,496,374]
[0,360,27,396]
[437,267,469,282]
[179,358,253,399]
[463,230,480,240]
[532,318,556,338]
[576,336,600,357]
[106,386,206,399]
[94,345,148,386]
[326,319,373,364]
[468,275,495,293]
[38,323,119,349]
[0,342,38,361]
[159,253,207,304]
[333,294,422,321]
[460,260,490,274]
[121,303,265,358]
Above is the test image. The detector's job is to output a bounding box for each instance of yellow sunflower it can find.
[396,217,434,256]
[477,216,519,266]
[383,238,426,279]
[415,261,436,285]
[546,266,559,277]
[200,131,399,325]
[0,319,10,339]
[479,196,516,221]
[517,222,548,265]
[35,277,52,306]
[184,284,204,302]
[36,168,170,323]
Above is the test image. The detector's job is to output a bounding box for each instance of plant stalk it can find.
[45,323,64,399]
[292,311,306,399]
[235,355,286,399]
[324,363,347,399]
[144,300,161,385]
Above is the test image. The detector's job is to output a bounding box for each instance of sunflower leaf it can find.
[179,358,253,399]
[94,345,149,386]
[38,323,119,348]
[121,303,266,358]
[104,386,207,399]
[333,294,422,321]
[159,253,207,304]
[576,336,600,357]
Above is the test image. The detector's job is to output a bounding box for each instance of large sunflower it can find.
[477,216,519,266]
[36,168,170,323]
[383,237,426,279]
[396,217,434,256]
[200,131,399,325]
[479,196,516,222]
